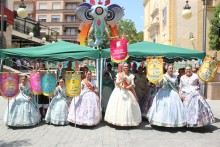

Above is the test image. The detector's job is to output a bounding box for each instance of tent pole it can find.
[0,58,3,72]
[99,58,104,111]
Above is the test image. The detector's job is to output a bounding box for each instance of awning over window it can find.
[0,4,14,24]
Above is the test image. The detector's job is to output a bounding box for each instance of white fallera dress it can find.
[104,73,141,126]
[67,79,101,126]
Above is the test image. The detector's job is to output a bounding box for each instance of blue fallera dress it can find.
[45,86,69,125]
[148,73,186,127]
[180,73,215,127]
[4,83,40,127]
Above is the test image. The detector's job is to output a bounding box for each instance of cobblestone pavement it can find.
[0,97,220,147]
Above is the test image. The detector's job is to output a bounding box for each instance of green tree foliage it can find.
[209,3,220,51]
[118,19,144,44]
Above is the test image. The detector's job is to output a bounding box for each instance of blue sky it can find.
[110,0,144,32]
[85,0,144,32]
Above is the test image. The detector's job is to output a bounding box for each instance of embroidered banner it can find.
[41,72,56,96]
[146,57,164,83]
[110,38,128,63]
[65,71,81,97]
[0,73,19,98]
[30,71,42,95]
[198,56,219,82]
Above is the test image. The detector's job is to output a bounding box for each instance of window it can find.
[52,2,61,9]
[66,3,77,9]
[38,15,46,22]
[66,15,76,22]
[51,15,60,22]
[162,6,167,27]
[51,28,60,35]
[65,28,76,35]
[39,3,47,10]
[40,28,46,36]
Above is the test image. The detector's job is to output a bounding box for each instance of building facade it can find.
[143,0,220,58]
[36,0,83,43]
[1,0,14,48]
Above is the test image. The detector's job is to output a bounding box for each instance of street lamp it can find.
[17,0,28,18]
[182,0,207,52]
[27,32,34,39]
[182,0,192,19]
[189,32,194,41]
[42,37,46,43]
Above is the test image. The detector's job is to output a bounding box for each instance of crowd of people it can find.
[3,60,215,129]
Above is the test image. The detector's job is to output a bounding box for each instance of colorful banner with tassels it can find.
[30,71,42,95]
[198,56,220,82]
[65,71,81,97]
[146,57,164,84]
[110,38,129,63]
[0,73,19,98]
[41,72,56,97]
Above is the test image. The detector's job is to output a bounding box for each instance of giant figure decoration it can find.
[76,0,124,47]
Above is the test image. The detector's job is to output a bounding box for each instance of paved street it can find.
[0,97,220,147]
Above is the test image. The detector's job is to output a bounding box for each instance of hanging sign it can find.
[146,57,164,83]
[110,38,129,63]
[41,72,56,96]
[198,56,219,82]
[0,73,19,98]
[30,71,42,95]
[65,71,81,97]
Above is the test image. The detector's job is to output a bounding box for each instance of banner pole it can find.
[74,96,76,128]
[7,98,9,128]
[37,95,40,124]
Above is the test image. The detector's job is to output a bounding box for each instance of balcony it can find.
[57,34,78,41]
[39,20,81,27]
[36,9,77,14]
[147,17,160,31]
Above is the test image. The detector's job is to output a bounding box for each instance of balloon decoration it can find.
[146,57,164,84]
[76,0,124,47]
[65,72,81,97]
[30,71,42,95]
[41,72,56,96]
[198,56,220,82]
[0,73,19,98]
[110,38,128,63]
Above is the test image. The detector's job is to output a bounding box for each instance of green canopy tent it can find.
[101,41,206,62]
[0,41,99,61]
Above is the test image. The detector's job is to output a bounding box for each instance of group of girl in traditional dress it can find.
[3,62,215,129]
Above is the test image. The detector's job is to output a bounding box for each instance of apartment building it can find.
[143,0,220,58]
[36,0,83,43]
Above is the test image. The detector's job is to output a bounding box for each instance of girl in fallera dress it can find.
[179,65,215,127]
[45,79,69,125]
[104,63,141,126]
[140,82,158,117]
[148,64,186,127]
[67,71,101,126]
[134,66,148,104]
[101,72,114,113]
[4,76,40,127]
